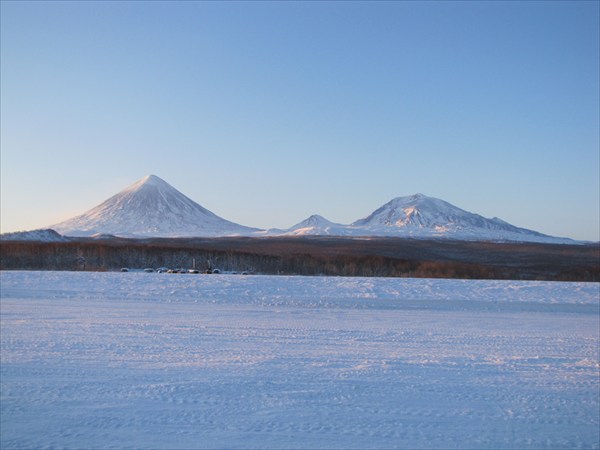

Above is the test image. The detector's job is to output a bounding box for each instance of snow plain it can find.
[1,271,598,449]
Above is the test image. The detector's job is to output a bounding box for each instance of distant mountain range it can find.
[2,175,575,243]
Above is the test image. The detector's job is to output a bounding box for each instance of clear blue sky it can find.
[1,1,598,240]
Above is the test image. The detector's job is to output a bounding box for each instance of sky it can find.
[1,1,599,241]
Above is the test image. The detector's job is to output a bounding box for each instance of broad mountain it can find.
[347,193,571,243]
[50,175,259,238]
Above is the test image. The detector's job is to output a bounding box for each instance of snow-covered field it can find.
[1,271,598,449]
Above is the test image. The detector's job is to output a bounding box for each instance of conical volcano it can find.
[283,214,351,236]
[50,175,259,237]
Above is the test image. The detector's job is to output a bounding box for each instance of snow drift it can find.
[1,271,598,449]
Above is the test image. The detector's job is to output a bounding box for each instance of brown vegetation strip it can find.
[1,236,598,281]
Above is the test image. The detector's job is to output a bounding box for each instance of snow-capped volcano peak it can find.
[120,174,192,201]
[283,214,351,236]
[50,175,258,238]
[353,193,473,230]
[296,214,336,227]
[129,174,167,189]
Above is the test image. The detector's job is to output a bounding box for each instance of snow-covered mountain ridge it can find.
[345,193,563,242]
[0,229,69,242]
[6,174,575,243]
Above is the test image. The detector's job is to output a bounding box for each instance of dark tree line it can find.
[1,238,598,281]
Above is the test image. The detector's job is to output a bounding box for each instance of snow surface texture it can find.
[46,175,573,242]
[1,271,598,449]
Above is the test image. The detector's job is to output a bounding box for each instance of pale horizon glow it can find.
[1,1,599,241]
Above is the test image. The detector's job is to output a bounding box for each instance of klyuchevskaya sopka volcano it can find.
[50,175,260,238]
[46,174,572,243]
